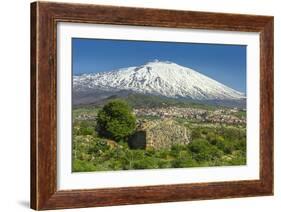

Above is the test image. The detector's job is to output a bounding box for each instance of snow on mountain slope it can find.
[73,60,245,100]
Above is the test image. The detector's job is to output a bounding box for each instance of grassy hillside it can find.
[79,93,219,110]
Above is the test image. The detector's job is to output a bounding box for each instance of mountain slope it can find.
[73,60,245,104]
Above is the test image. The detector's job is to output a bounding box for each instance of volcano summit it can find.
[73,60,245,106]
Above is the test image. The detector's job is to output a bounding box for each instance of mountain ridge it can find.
[73,60,245,106]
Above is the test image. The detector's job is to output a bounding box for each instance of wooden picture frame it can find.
[31,1,274,210]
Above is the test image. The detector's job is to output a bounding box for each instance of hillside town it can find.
[74,105,246,126]
[134,106,246,125]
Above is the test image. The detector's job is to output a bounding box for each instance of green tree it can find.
[96,99,136,141]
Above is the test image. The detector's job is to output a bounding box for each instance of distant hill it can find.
[74,93,246,110]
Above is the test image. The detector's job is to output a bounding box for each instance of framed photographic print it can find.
[30,1,274,210]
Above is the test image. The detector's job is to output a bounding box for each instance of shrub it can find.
[215,139,235,154]
[171,151,197,168]
[72,159,97,172]
[132,157,158,169]
[233,138,246,152]
[155,149,169,159]
[206,132,216,143]
[96,99,136,141]
[188,139,223,162]
[170,144,186,157]
[75,121,94,135]
[87,138,110,156]
[227,151,246,165]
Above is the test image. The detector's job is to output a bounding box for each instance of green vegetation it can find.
[125,94,218,110]
[96,100,136,141]
[82,93,219,110]
[72,98,246,172]
[73,128,246,171]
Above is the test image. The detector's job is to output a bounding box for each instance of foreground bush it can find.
[188,139,223,162]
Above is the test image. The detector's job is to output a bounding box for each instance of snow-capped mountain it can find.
[73,60,245,101]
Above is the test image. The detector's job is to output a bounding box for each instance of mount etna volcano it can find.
[73,60,246,108]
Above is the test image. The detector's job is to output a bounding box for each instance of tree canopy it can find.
[96,99,136,141]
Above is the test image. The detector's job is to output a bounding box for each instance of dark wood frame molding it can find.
[31,1,274,210]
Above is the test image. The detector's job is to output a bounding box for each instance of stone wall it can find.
[129,119,191,150]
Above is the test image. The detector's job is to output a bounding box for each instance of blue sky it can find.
[72,38,246,93]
